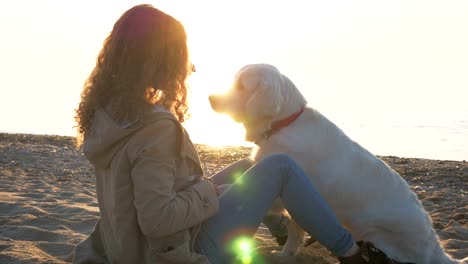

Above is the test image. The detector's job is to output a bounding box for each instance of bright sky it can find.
[1,1,467,157]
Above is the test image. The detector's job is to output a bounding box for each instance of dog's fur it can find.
[209,64,464,263]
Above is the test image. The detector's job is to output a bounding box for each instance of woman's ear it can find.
[245,74,284,123]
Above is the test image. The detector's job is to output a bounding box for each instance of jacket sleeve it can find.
[128,119,219,238]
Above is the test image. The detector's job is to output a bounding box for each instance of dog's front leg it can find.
[279,219,305,256]
[304,235,317,247]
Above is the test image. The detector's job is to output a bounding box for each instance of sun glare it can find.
[171,1,310,147]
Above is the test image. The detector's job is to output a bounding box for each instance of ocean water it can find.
[182,106,468,162]
[324,109,468,162]
[2,109,467,162]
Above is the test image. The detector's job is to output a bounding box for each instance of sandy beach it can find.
[0,133,466,263]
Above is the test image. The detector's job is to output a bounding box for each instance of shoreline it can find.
[2,131,467,163]
[0,132,467,263]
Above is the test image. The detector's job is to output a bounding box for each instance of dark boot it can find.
[274,234,288,246]
[338,241,415,264]
[262,214,290,246]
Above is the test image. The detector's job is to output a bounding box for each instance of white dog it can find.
[209,64,464,264]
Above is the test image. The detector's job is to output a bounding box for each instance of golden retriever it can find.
[209,64,463,264]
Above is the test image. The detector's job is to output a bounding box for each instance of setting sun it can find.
[170,1,304,148]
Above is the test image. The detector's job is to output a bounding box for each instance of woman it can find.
[73,4,403,264]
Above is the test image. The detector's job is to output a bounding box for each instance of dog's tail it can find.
[401,197,461,264]
[425,229,462,264]
[430,244,458,264]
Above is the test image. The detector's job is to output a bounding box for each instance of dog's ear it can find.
[245,72,284,122]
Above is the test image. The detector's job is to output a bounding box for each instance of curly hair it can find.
[75,4,191,145]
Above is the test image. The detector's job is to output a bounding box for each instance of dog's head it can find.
[209,64,307,142]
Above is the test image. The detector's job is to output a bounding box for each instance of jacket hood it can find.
[83,108,142,168]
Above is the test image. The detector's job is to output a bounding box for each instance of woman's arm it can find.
[128,118,219,238]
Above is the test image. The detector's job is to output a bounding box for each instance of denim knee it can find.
[260,153,296,168]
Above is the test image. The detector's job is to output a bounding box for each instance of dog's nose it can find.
[208,95,220,111]
[208,95,215,105]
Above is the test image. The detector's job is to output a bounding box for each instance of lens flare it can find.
[232,171,245,185]
[230,236,255,264]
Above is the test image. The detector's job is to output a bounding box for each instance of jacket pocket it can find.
[152,240,190,263]
[148,230,202,263]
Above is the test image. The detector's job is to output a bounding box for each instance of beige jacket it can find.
[72,108,219,264]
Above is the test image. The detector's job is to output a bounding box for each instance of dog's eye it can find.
[236,84,244,91]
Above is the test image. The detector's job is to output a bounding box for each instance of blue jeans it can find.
[194,154,354,263]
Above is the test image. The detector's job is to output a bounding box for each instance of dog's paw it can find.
[304,236,316,247]
[269,249,296,257]
[278,247,299,257]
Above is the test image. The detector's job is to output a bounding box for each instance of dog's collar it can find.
[264,106,305,139]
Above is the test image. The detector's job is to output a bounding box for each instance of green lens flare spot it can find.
[232,171,244,184]
[230,236,256,264]
[239,239,252,254]
[241,256,252,264]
